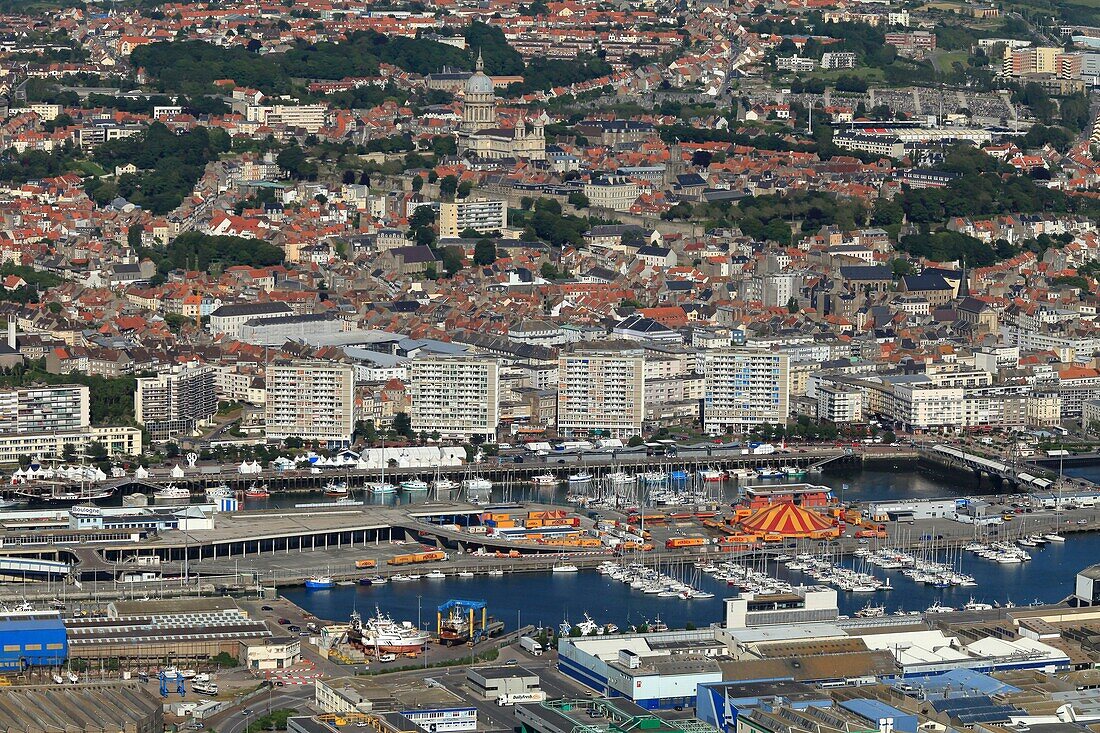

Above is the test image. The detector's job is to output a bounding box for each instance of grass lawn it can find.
[932,50,970,72]
[75,160,108,177]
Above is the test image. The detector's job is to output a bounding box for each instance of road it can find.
[207,686,314,733]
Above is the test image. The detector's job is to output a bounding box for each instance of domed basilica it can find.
[458,50,546,161]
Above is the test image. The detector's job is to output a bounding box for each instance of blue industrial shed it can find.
[0,614,67,670]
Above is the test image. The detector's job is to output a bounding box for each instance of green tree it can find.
[473,239,498,266]
[439,174,458,199]
[393,412,413,438]
[442,246,464,276]
[567,191,589,209]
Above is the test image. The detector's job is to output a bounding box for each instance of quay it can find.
[0,491,1097,600]
[77,446,872,496]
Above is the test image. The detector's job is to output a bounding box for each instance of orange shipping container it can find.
[665,537,707,549]
[355,559,377,569]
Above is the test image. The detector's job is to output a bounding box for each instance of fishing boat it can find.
[305,575,335,589]
[245,483,270,499]
[425,570,446,579]
[154,484,190,501]
[431,478,460,496]
[963,597,993,611]
[439,607,472,645]
[205,484,233,500]
[783,466,807,480]
[532,473,558,487]
[568,471,593,488]
[400,479,429,493]
[697,469,725,483]
[368,482,397,496]
[323,481,350,498]
[756,468,784,480]
[854,603,885,618]
[463,477,492,502]
[345,609,430,653]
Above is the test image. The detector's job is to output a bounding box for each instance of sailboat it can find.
[369,437,396,496]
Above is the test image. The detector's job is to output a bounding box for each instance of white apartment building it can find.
[135,363,217,442]
[0,385,141,462]
[0,384,89,434]
[439,198,507,238]
[409,355,500,442]
[817,384,863,424]
[583,177,641,212]
[254,104,327,132]
[820,52,858,69]
[265,362,356,446]
[702,350,790,435]
[558,348,646,438]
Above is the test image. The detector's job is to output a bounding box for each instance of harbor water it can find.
[283,461,1097,630]
[283,531,1097,632]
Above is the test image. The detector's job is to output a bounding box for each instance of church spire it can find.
[476,48,484,72]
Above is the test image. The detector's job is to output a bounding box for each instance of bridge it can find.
[923,444,1058,491]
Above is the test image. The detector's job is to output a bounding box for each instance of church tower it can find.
[461,50,496,133]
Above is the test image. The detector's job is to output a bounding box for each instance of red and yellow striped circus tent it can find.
[739,501,837,537]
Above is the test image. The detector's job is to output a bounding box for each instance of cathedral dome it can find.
[465,70,493,95]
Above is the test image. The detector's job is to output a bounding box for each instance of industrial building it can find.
[514,696,707,733]
[0,683,162,733]
[466,665,542,700]
[0,610,67,671]
[65,598,270,665]
[557,629,725,709]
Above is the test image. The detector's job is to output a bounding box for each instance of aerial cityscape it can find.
[4,0,1100,731]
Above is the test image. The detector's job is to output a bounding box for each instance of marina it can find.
[284,527,1099,632]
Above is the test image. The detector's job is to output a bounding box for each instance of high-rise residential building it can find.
[557,345,646,438]
[135,363,217,442]
[0,384,89,434]
[265,361,356,446]
[703,350,790,435]
[0,384,141,462]
[438,198,507,238]
[410,355,500,442]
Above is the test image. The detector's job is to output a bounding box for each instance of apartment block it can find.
[0,384,89,434]
[409,355,500,442]
[817,384,863,424]
[0,385,140,462]
[438,198,507,238]
[702,350,790,435]
[265,362,356,446]
[557,346,646,438]
[135,363,217,442]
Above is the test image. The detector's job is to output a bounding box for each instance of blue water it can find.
[283,531,1099,631]
[254,459,985,511]
[278,461,1097,629]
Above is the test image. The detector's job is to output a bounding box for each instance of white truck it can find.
[497,692,546,706]
[519,636,543,656]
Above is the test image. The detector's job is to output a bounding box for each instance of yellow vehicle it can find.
[1002,513,1014,521]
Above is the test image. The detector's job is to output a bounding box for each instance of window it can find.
[23,644,41,651]
[2,645,18,652]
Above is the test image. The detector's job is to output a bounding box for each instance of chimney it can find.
[7,320,14,350]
